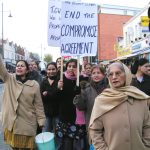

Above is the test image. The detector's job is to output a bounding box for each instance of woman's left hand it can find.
[42,91,48,96]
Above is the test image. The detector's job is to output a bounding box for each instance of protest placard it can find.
[48,0,61,47]
[48,0,82,47]
[60,1,98,56]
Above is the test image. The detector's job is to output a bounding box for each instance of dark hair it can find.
[31,60,40,70]
[91,65,106,75]
[31,60,39,66]
[66,59,77,69]
[56,57,61,63]
[16,60,29,71]
[131,58,149,74]
[46,62,57,69]
[84,63,92,69]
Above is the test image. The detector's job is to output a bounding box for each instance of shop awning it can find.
[111,56,127,61]
[111,46,150,61]
[124,53,139,58]
[142,47,150,54]
[132,47,150,54]
[125,46,150,58]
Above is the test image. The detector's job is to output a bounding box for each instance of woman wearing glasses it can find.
[89,62,150,150]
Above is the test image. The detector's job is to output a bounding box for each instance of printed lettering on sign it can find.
[60,2,98,56]
[48,0,61,47]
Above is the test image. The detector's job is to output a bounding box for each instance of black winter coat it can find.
[58,75,81,123]
[131,75,150,96]
[40,77,59,117]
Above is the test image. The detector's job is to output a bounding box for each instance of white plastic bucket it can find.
[35,132,55,150]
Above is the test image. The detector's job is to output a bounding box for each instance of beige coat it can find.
[89,98,150,150]
[0,56,45,136]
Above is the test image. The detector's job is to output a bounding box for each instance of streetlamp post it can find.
[1,2,4,58]
[1,2,12,59]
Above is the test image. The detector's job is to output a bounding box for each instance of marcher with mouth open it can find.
[0,54,45,150]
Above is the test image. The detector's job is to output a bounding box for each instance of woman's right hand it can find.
[58,80,63,90]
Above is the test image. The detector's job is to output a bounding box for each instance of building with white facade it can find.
[0,38,31,72]
[3,40,16,71]
[116,3,150,61]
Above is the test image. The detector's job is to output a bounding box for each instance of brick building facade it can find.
[98,14,132,61]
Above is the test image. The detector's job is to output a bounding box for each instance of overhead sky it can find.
[1,0,150,61]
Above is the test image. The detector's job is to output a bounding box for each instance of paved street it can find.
[0,83,12,150]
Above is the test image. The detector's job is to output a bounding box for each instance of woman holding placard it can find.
[56,58,86,150]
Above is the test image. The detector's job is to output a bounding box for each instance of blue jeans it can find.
[42,116,59,132]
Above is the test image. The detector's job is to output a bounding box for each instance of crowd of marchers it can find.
[0,53,150,150]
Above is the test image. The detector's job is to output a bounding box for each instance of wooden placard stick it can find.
[60,56,64,90]
[76,56,80,87]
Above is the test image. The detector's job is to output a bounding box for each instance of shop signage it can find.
[131,39,149,53]
[141,16,149,27]
[132,43,141,50]
[141,26,150,32]
[117,45,132,57]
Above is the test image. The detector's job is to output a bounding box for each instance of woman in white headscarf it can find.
[89,62,150,150]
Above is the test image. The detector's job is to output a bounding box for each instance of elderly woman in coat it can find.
[89,62,150,150]
[0,54,45,150]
